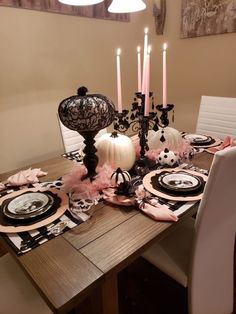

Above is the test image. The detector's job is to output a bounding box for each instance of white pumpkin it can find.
[148,127,183,150]
[157,148,179,166]
[96,132,136,171]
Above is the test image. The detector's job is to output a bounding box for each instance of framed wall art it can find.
[181,0,236,38]
[0,0,130,22]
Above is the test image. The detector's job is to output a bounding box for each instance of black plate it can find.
[184,134,212,144]
[158,171,203,193]
[3,192,54,220]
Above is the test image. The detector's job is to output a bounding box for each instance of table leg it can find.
[90,274,119,314]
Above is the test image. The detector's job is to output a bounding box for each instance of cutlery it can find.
[20,221,68,251]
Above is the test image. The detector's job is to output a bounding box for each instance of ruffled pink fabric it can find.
[62,163,114,199]
[7,168,47,186]
[207,136,236,154]
[103,185,178,222]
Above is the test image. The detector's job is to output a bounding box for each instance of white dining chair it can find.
[57,115,107,153]
[196,95,236,139]
[0,253,52,314]
[142,146,236,314]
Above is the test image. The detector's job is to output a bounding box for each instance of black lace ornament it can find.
[58,86,115,180]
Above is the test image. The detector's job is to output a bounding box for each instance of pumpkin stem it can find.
[77,86,88,96]
[111,131,118,138]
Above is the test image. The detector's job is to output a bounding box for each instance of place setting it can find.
[0,179,98,254]
[143,167,207,202]
[0,187,69,233]
[182,133,222,149]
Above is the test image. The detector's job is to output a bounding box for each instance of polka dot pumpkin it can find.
[157,148,179,167]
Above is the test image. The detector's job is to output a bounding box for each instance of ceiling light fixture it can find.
[108,0,146,13]
[58,0,104,6]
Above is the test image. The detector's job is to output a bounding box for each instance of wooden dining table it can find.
[0,152,214,314]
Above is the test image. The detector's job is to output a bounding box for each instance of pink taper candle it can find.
[144,46,151,116]
[137,46,142,93]
[142,27,148,95]
[162,43,167,108]
[116,48,122,113]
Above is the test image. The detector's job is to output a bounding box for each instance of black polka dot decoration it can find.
[160,135,166,142]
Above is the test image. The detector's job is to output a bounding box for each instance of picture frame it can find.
[181,0,236,38]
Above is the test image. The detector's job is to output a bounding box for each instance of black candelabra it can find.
[113,92,174,173]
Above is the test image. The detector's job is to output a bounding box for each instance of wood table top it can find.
[0,152,214,314]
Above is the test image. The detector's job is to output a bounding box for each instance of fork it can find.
[20,221,68,251]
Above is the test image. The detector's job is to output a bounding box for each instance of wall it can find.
[151,0,236,132]
[0,0,236,173]
[0,4,152,173]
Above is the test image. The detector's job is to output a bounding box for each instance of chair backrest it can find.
[58,116,107,153]
[58,119,84,153]
[189,147,236,314]
[196,96,236,139]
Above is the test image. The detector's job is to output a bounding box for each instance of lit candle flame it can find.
[144,27,148,34]
[117,48,121,56]
[163,43,167,51]
[137,46,141,53]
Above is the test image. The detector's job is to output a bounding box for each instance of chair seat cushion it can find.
[0,253,52,314]
[142,217,195,287]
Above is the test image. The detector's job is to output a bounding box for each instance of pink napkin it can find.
[7,168,48,186]
[207,136,236,154]
[103,186,178,222]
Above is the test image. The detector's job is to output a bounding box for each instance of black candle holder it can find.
[156,104,174,127]
[113,92,174,174]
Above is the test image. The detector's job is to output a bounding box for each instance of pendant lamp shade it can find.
[108,0,146,13]
[58,0,104,5]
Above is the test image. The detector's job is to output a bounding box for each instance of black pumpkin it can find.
[58,86,115,133]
